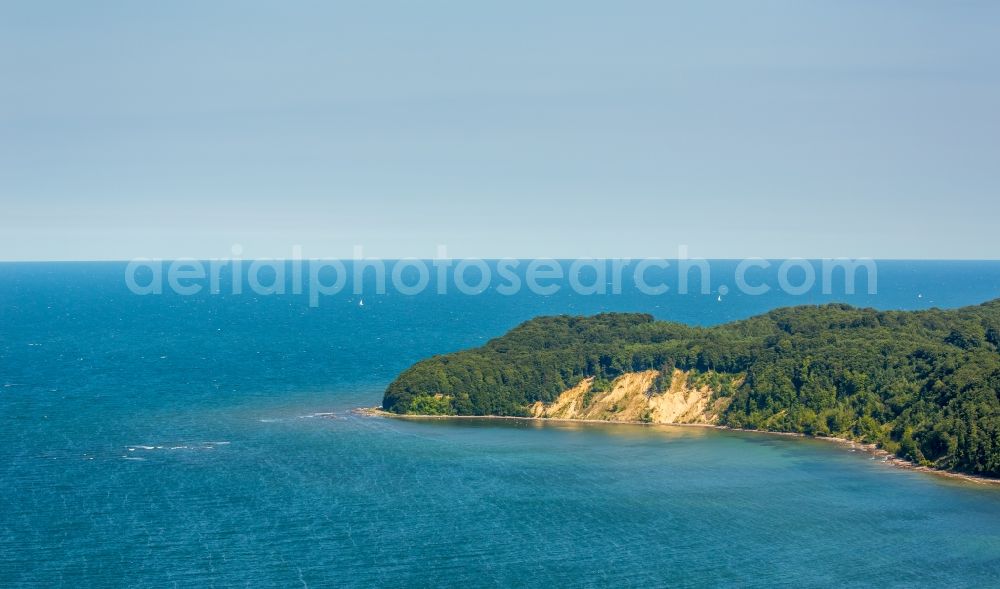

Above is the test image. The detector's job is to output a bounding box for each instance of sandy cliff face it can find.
[529,369,730,424]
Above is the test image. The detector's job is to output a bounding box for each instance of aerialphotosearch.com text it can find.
[124,246,878,307]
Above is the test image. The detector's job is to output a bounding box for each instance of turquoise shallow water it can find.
[2,261,1000,587]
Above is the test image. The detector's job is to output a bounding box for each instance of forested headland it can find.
[383,300,1000,477]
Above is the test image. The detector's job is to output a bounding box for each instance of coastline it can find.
[354,407,1000,486]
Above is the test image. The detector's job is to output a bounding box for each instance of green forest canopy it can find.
[383,299,1000,477]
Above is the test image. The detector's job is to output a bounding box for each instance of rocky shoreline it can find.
[354,407,1000,486]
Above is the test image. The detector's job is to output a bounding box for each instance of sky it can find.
[1,1,998,261]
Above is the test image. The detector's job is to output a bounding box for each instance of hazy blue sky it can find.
[2,1,998,260]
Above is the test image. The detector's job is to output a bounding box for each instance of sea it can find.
[2,260,1000,587]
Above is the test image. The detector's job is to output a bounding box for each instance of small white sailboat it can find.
[359,298,365,307]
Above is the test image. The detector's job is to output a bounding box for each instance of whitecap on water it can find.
[298,412,337,419]
[129,442,230,452]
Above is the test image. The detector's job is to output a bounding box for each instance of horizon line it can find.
[3,258,1000,263]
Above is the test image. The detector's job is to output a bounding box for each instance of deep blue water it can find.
[2,260,1000,587]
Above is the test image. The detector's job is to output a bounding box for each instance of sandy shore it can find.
[354,407,1000,486]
